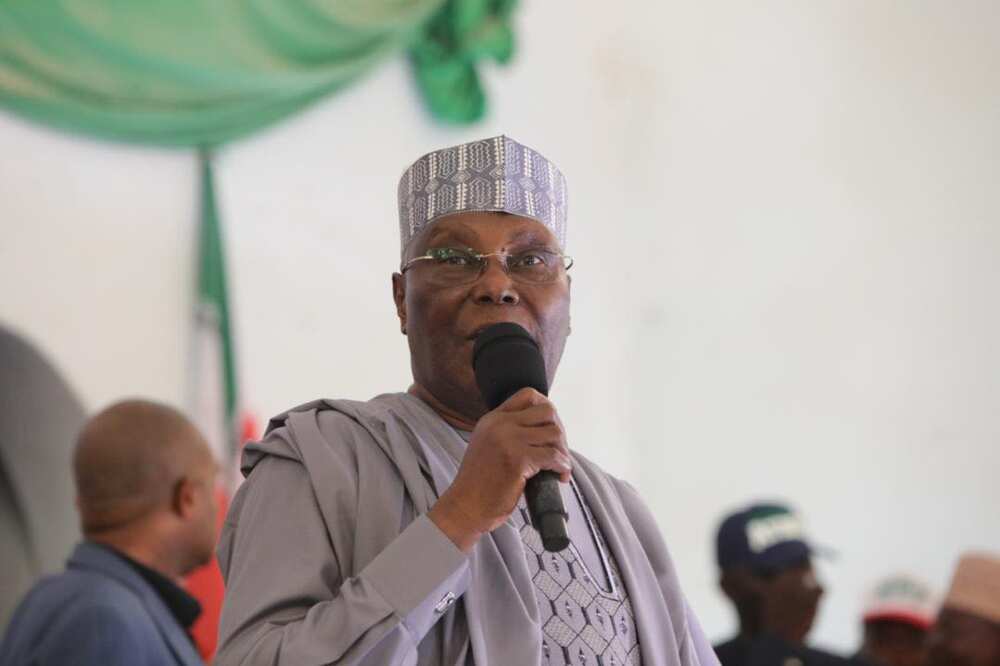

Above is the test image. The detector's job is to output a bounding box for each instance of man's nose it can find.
[471,256,519,305]
[802,569,825,597]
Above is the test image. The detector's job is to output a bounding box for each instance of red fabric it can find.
[185,411,261,662]
[185,488,229,662]
[240,413,259,445]
[863,609,934,631]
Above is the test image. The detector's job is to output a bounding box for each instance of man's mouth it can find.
[466,326,491,341]
[465,322,532,341]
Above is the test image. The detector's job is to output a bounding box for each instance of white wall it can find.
[2,0,998,652]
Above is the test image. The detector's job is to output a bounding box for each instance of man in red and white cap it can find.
[855,574,935,666]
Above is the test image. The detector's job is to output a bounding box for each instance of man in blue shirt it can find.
[0,399,218,666]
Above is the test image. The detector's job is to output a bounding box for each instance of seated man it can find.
[926,552,1000,666]
[0,400,218,666]
[713,502,870,666]
[216,136,718,665]
[855,574,934,666]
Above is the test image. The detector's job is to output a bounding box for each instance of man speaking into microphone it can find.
[215,136,718,665]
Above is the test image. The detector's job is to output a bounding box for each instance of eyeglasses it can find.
[400,247,574,285]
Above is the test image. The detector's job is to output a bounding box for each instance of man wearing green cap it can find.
[215,136,718,665]
[713,502,871,666]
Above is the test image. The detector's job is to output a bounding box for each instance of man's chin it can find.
[413,375,488,423]
[449,384,489,420]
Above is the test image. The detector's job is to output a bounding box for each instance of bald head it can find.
[74,399,213,535]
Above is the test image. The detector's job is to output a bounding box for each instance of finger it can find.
[512,403,558,427]
[521,425,569,456]
[547,454,573,484]
[551,407,566,433]
[523,447,573,480]
[497,387,548,412]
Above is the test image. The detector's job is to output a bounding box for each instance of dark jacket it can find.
[715,634,874,666]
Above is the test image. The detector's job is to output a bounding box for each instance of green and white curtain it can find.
[0,0,517,145]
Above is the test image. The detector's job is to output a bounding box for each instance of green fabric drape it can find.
[0,0,517,146]
[411,0,516,124]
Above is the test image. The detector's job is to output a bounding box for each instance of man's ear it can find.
[720,571,736,600]
[721,568,764,602]
[565,275,572,335]
[172,477,196,519]
[391,273,407,335]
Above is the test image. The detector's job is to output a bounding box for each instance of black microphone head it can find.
[472,323,549,410]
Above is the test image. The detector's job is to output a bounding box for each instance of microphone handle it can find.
[524,470,570,552]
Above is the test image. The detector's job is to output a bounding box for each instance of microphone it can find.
[472,323,570,552]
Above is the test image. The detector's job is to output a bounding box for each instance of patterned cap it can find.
[397,135,568,257]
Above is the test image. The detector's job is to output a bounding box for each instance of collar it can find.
[102,545,202,631]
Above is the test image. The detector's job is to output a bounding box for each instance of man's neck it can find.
[408,383,479,431]
[87,529,183,581]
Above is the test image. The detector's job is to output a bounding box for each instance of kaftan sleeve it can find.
[215,424,470,665]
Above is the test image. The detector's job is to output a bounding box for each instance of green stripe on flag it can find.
[197,151,238,461]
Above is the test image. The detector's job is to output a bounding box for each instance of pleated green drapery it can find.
[0,0,517,146]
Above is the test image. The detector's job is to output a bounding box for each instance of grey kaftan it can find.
[215,393,718,666]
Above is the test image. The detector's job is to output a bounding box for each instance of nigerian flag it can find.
[187,151,239,660]
[192,151,239,475]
